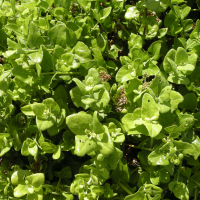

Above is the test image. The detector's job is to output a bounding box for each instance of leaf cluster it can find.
[1,0,200,199]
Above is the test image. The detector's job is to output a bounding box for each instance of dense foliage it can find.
[1,0,200,199]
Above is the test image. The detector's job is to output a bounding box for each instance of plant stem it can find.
[130,168,138,176]
[34,139,43,150]
[150,138,154,149]
[115,18,130,36]
[115,181,133,195]
[24,49,54,53]
[41,72,81,75]
[0,44,7,51]
[143,8,148,35]
[176,161,182,182]
[191,9,200,11]
[56,178,61,191]
[192,178,200,187]
[124,143,153,151]
[102,53,118,60]
[194,186,198,200]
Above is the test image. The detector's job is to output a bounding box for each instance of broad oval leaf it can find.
[142,93,159,121]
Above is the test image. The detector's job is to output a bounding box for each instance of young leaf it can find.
[66,112,93,135]
[142,93,159,121]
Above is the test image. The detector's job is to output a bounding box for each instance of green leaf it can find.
[124,191,145,200]
[54,85,68,102]
[74,41,92,64]
[179,93,197,112]
[173,141,196,157]
[125,6,140,20]
[140,0,170,13]
[31,103,48,119]
[99,7,112,22]
[14,184,28,198]
[70,87,89,109]
[149,72,169,97]
[110,158,129,182]
[36,116,56,131]
[143,60,159,76]
[148,40,162,61]
[52,145,61,159]
[28,48,43,63]
[190,19,200,40]
[168,75,190,85]
[74,135,97,157]
[148,145,170,166]
[150,168,170,185]
[27,189,43,200]
[157,28,168,38]
[48,24,67,48]
[169,181,189,200]
[165,125,180,138]
[27,22,44,49]
[128,33,143,49]
[21,138,37,157]
[12,65,35,85]
[97,127,115,156]
[163,49,176,73]
[66,112,93,135]
[40,45,55,72]
[11,170,32,185]
[116,65,134,83]
[77,0,91,11]
[92,111,105,135]
[175,47,188,65]
[177,64,195,75]
[54,166,72,179]
[40,142,57,153]
[43,98,60,115]
[170,90,184,110]
[25,173,45,191]
[92,33,107,52]
[142,93,159,121]
[143,121,162,138]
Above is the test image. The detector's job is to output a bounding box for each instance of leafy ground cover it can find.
[1,0,200,199]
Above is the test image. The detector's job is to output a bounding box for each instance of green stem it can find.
[130,168,138,176]
[115,18,130,36]
[34,139,43,151]
[115,181,133,195]
[124,143,153,151]
[102,53,118,60]
[0,44,7,51]
[56,178,61,191]
[24,49,54,53]
[181,108,185,113]
[41,72,81,75]
[192,178,200,187]
[194,187,198,200]
[143,8,148,35]
[191,9,200,11]
[176,161,182,182]
[150,138,154,149]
